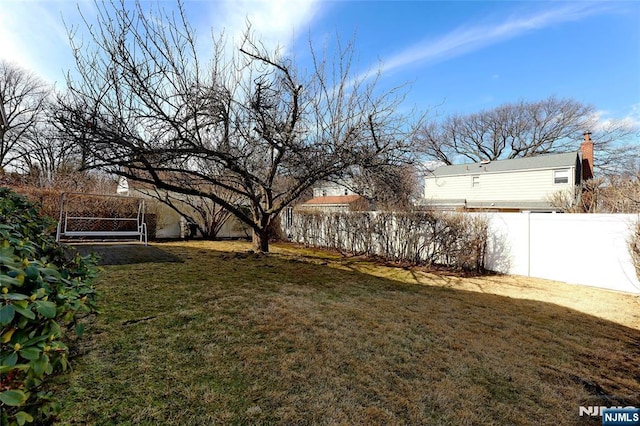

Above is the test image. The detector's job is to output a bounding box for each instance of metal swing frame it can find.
[55,192,148,245]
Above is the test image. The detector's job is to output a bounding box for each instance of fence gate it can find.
[55,192,148,245]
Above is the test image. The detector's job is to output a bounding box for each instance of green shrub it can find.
[0,187,99,425]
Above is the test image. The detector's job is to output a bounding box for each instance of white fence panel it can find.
[481,213,530,276]
[286,210,640,294]
[484,213,640,294]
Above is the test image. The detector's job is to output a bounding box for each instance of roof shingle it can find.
[300,195,363,205]
[431,152,579,177]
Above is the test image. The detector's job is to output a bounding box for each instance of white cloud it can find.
[0,1,96,84]
[202,0,322,52]
[588,106,640,135]
[625,103,640,130]
[0,0,322,85]
[0,4,43,73]
[365,2,616,79]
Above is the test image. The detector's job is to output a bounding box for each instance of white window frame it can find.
[553,169,570,185]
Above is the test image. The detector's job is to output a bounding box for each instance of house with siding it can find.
[116,177,251,239]
[422,133,594,212]
[296,194,367,212]
[296,180,369,212]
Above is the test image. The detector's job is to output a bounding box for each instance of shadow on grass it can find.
[72,244,184,265]
[53,242,639,426]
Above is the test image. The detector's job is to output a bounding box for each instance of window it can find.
[554,169,570,184]
[472,176,480,187]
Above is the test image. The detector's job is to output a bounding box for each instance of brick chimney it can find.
[580,131,594,180]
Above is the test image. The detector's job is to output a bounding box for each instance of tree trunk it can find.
[252,229,270,252]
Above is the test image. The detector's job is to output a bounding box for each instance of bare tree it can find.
[17,96,92,185]
[140,185,243,239]
[56,1,415,252]
[548,173,640,213]
[589,119,640,176]
[348,164,421,211]
[0,61,50,171]
[416,97,638,174]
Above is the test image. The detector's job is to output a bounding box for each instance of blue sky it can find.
[1,0,639,126]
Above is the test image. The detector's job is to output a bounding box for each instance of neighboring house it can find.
[296,194,367,212]
[311,181,357,197]
[297,180,369,212]
[116,177,251,239]
[421,133,595,212]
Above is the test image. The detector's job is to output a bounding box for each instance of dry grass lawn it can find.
[52,240,640,425]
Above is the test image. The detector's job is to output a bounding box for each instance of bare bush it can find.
[1,171,128,222]
[549,174,640,213]
[629,220,640,282]
[288,210,489,272]
[137,186,238,239]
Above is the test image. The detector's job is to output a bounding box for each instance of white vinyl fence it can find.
[284,210,640,294]
[483,212,640,294]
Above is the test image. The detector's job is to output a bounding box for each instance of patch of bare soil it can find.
[72,243,183,265]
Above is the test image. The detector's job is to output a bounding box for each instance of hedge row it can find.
[287,210,489,272]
